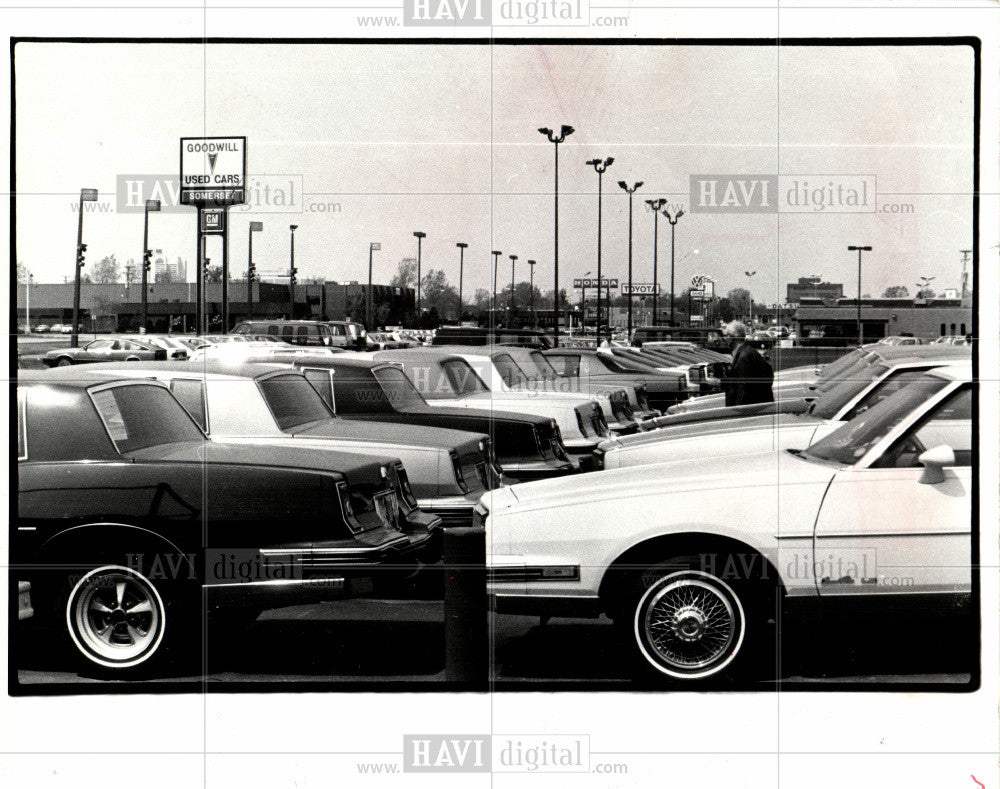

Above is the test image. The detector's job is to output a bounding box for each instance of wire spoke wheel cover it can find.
[66,565,166,669]
[634,569,745,679]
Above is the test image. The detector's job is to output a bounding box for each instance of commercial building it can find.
[786,276,844,304]
[15,280,415,333]
[793,298,971,345]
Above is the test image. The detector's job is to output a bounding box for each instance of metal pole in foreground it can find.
[539,125,574,345]
[645,198,666,326]
[368,242,380,330]
[509,254,518,325]
[413,231,426,318]
[248,221,262,321]
[848,245,872,345]
[528,259,536,327]
[141,200,162,333]
[443,526,487,684]
[491,250,501,329]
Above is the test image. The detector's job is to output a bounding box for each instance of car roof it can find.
[925,361,972,382]
[38,363,252,383]
[870,344,970,361]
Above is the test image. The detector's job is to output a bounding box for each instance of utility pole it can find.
[848,245,872,345]
[618,180,643,339]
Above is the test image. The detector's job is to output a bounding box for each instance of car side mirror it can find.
[917,444,956,485]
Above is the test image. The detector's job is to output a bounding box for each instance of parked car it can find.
[63,361,499,529]
[16,372,435,674]
[368,348,611,458]
[41,337,167,367]
[595,356,970,470]
[33,324,50,334]
[142,334,191,360]
[236,352,575,483]
[485,363,972,684]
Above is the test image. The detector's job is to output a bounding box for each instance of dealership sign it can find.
[180,136,247,205]
[620,283,660,296]
[573,277,618,289]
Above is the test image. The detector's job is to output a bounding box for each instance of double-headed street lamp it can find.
[247,221,263,321]
[645,198,667,325]
[538,124,575,346]
[289,225,299,319]
[527,259,537,326]
[368,241,381,329]
[72,188,99,347]
[509,254,518,324]
[456,242,468,321]
[618,180,643,338]
[586,157,614,341]
[663,208,684,327]
[848,245,872,345]
[413,231,426,316]
[140,198,161,334]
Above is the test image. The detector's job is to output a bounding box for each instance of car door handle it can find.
[819,576,856,585]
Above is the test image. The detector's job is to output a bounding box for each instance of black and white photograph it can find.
[3,5,999,788]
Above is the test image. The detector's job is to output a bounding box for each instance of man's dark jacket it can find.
[723,342,774,406]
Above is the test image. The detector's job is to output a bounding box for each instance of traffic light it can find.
[76,243,87,268]
[247,263,257,282]
[203,257,211,277]
[143,248,153,273]
[289,266,298,284]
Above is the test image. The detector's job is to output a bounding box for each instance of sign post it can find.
[180,136,247,334]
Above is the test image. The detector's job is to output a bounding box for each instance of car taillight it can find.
[451,451,470,493]
[576,409,588,436]
[472,501,489,530]
[592,446,605,470]
[395,462,419,510]
[636,385,650,411]
[336,481,365,534]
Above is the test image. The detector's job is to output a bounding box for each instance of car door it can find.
[812,384,972,597]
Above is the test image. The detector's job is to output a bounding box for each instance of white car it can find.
[485,364,972,683]
[596,356,969,470]
[368,348,612,456]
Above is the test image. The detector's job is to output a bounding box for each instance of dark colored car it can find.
[15,372,435,675]
[431,326,551,348]
[41,337,167,367]
[542,348,691,412]
[242,353,576,483]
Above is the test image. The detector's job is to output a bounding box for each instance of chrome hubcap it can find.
[641,575,740,674]
[68,567,165,668]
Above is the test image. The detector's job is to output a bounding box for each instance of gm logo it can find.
[404,0,490,25]
[403,735,491,772]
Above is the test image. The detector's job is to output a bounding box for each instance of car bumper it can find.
[417,493,482,528]
[500,457,575,483]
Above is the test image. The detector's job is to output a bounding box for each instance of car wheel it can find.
[55,357,74,367]
[64,563,188,675]
[618,556,774,685]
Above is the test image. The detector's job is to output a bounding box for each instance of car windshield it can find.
[371,365,429,409]
[802,376,951,466]
[809,364,887,419]
[493,354,531,386]
[90,383,205,453]
[441,359,490,396]
[257,373,334,430]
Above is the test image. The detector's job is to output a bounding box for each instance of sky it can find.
[13,41,975,304]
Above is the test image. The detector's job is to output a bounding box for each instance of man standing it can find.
[722,321,774,406]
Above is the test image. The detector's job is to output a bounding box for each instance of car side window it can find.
[169,379,208,431]
[550,355,580,377]
[281,325,294,341]
[872,385,972,469]
[86,339,112,350]
[267,325,279,336]
[17,388,27,460]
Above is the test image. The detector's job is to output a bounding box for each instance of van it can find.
[232,320,335,347]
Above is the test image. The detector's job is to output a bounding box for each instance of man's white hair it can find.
[724,320,749,338]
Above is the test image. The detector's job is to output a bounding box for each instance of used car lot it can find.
[13,334,978,689]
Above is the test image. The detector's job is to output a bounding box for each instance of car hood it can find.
[126,439,394,489]
[603,412,815,450]
[293,417,485,452]
[493,448,835,514]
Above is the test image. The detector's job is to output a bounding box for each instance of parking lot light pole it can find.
[72,188,99,348]
[247,221,263,321]
[509,254,518,324]
[539,125,574,346]
[745,270,756,326]
[528,260,536,326]
[618,180,643,339]
[848,245,872,345]
[645,198,666,326]
[413,231,426,316]
[586,157,614,342]
[456,242,468,321]
[663,208,684,327]
[491,250,502,329]
[140,199,161,334]
[289,225,299,319]
[368,242,381,330]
